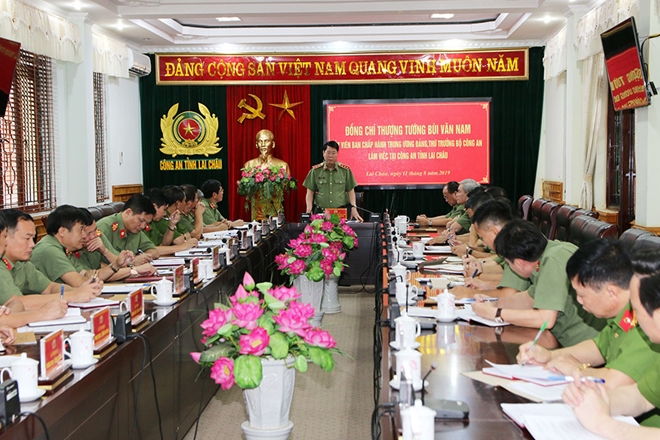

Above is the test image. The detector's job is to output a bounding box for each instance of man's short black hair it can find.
[162,185,185,205]
[122,194,156,216]
[46,205,87,235]
[566,239,632,291]
[472,199,515,229]
[485,186,507,199]
[201,179,222,199]
[77,208,95,227]
[445,181,459,194]
[0,211,7,232]
[180,184,198,203]
[494,219,547,262]
[465,192,493,212]
[467,186,486,198]
[632,250,660,316]
[2,209,34,233]
[144,188,169,208]
[323,140,339,152]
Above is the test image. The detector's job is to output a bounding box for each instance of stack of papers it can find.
[455,305,509,327]
[484,361,569,386]
[501,403,638,439]
[425,245,452,253]
[151,258,186,267]
[68,297,121,309]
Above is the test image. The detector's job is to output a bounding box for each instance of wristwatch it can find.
[429,219,433,226]
[494,308,504,324]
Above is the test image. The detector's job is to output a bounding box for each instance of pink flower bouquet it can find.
[191,272,343,390]
[276,213,357,282]
[237,165,297,211]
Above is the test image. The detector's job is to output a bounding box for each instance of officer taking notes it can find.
[303,140,363,222]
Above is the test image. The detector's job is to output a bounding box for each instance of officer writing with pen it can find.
[303,141,363,222]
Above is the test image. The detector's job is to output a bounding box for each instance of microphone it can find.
[351,205,381,222]
[420,363,437,405]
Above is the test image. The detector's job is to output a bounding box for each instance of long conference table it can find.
[377,222,561,439]
[0,228,289,440]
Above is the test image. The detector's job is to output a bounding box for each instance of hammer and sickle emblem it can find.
[237,94,266,123]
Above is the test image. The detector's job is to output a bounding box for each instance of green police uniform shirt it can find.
[30,235,81,283]
[201,198,225,225]
[97,213,156,255]
[593,304,660,382]
[447,203,464,219]
[452,208,471,235]
[74,232,115,271]
[176,212,195,235]
[302,162,358,209]
[0,258,51,301]
[637,359,660,427]
[146,210,182,246]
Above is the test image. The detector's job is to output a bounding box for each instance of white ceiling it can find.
[44,0,594,53]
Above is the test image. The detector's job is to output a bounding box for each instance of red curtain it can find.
[226,85,311,221]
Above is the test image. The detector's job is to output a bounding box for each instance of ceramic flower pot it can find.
[241,357,296,439]
[321,274,341,314]
[293,276,324,327]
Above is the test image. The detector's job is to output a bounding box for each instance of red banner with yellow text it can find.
[156,50,528,85]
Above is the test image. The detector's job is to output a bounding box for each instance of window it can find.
[93,72,109,202]
[0,49,56,212]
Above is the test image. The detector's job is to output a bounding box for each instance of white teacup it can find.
[0,367,11,382]
[151,278,173,303]
[395,215,411,223]
[11,353,39,397]
[412,241,424,259]
[401,400,436,440]
[396,220,408,235]
[436,290,456,322]
[390,264,411,284]
[65,330,95,365]
[395,313,421,349]
[395,348,422,389]
[407,285,421,302]
[395,282,409,305]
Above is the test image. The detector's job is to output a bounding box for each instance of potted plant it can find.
[237,165,297,220]
[191,272,341,439]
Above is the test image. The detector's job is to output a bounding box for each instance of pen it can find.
[547,375,606,384]
[463,297,499,303]
[471,268,479,278]
[137,248,144,255]
[60,284,65,299]
[522,320,548,366]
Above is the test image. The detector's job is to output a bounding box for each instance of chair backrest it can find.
[554,205,578,242]
[570,208,599,220]
[99,204,116,217]
[108,202,125,213]
[529,199,546,227]
[632,235,660,254]
[518,195,532,220]
[619,228,654,249]
[87,206,105,221]
[569,215,618,247]
[539,200,560,239]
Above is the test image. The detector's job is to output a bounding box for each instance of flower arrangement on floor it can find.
[191,272,341,390]
[237,165,297,211]
[275,213,358,282]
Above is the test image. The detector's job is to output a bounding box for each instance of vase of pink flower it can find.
[191,272,341,439]
[237,165,297,220]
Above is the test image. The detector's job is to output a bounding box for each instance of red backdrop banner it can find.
[226,85,311,220]
[326,100,490,186]
[156,50,528,84]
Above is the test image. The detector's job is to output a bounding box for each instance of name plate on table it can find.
[91,307,112,350]
[40,329,64,379]
[127,288,145,326]
[325,208,347,219]
[212,246,221,270]
[172,265,186,295]
[191,257,200,284]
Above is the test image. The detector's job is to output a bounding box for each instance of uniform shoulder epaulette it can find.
[338,162,351,170]
[312,163,324,169]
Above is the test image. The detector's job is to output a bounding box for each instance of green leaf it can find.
[264,293,286,312]
[333,266,342,277]
[269,332,289,359]
[342,236,355,249]
[199,342,235,363]
[308,346,334,371]
[256,282,272,294]
[217,323,234,337]
[307,266,325,282]
[294,355,308,372]
[234,355,262,389]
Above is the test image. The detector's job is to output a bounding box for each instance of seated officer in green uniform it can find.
[517,240,660,395]
[96,195,159,260]
[472,219,606,347]
[143,188,196,256]
[303,140,363,222]
[427,178,481,245]
[563,250,660,435]
[416,181,461,227]
[177,184,205,240]
[0,209,100,325]
[0,210,62,331]
[200,179,244,232]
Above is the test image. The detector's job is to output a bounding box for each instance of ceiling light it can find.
[542,16,553,24]
[431,13,454,19]
[216,17,242,22]
[116,20,125,31]
[72,1,82,11]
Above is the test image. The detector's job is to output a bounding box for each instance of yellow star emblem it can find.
[183,123,195,135]
[269,90,303,121]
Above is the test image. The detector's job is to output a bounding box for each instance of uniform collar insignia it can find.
[111,222,119,232]
[210,202,216,210]
[119,229,127,239]
[96,229,102,237]
[2,258,11,271]
[145,224,151,232]
[620,309,636,333]
[65,249,81,258]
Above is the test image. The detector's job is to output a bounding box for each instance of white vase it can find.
[293,276,324,327]
[241,357,296,440]
[321,274,341,314]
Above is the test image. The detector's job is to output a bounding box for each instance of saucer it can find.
[72,358,99,369]
[19,388,46,403]
[389,340,421,350]
[389,379,429,391]
[153,299,177,306]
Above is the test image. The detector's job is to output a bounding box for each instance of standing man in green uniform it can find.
[563,250,660,435]
[96,195,159,260]
[517,240,660,393]
[303,140,363,222]
[472,219,605,347]
[200,179,244,231]
[416,181,461,227]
